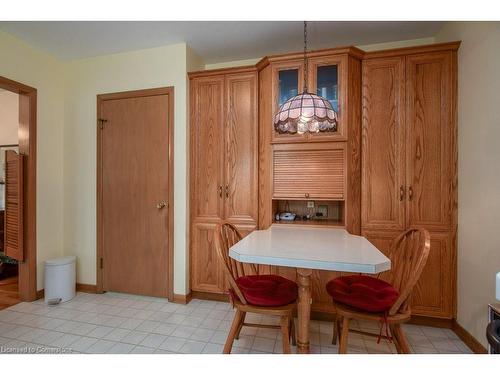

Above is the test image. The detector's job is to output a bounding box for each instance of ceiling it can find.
[0,21,445,63]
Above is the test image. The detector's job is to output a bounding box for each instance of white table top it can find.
[229,225,391,274]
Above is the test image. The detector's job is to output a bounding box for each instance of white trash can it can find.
[44,255,76,304]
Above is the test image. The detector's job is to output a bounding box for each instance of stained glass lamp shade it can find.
[273,91,338,134]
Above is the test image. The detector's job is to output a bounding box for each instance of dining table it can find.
[229,224,391,354]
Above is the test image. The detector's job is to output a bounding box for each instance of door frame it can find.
[96,87,175,301]
[0,76,37,301]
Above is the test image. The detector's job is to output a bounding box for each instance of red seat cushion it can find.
[326,275,399,313]
[235,275,298,307]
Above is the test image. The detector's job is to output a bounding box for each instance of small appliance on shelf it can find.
[278,212,296,221]
[275,201,296,221]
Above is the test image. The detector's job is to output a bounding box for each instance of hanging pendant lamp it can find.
[273,21,338,134]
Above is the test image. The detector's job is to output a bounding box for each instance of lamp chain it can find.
[303,21,308,92]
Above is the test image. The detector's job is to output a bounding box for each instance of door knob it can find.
[156,201,167,209]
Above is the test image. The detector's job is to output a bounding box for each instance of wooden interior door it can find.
[406,52,453,231]
[4,150,24,261]
[190,76,225,292]
[361,57,406,231]
[100,92,171,297]
[224,72,258,227]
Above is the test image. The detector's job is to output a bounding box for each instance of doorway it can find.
[97,87,174,300]
[0,76,37,305]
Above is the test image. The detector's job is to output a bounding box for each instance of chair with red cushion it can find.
[327,228,431,354]
[214,222,298,354]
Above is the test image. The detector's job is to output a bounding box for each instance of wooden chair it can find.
[214,222,297,354]
[331,228,431,354]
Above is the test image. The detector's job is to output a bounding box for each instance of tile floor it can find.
[0,292,472,354]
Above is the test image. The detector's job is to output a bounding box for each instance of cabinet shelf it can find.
[272,218,345,228]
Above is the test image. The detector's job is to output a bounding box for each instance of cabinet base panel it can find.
[191,290,230,302]
[188,291,453,326]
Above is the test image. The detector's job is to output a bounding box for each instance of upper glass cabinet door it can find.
[316,65,338,112]
[278,69,299,106]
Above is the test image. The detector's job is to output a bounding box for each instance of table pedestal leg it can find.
[296,268,312,354]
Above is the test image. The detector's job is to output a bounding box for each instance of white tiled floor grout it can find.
[0,292,473,354]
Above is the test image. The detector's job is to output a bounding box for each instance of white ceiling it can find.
[0,21,444,63]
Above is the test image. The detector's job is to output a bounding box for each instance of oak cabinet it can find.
[406,52,454,231]
[361,49,457,319]
[362,52,455,231]
[307,55,346,142]
[363,230,454,318]
[411,232,454,318]
[190,69,258,294]
[272,143,346,200]
[361,57,406,231]
[224,73,259,225]
[191,76,225,223]
[270,56,347,143]
[191,222,222,293]
[259,49,362,232]
[189,42,458,322]
[271,61,306,144]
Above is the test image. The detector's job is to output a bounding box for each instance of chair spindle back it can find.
[214,222,258,305]
[388,228,431,316]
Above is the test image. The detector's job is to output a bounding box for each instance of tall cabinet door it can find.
[361,57,406,231]
[224,72,258,227]
[190,75,225,292]
[405,52,453,231]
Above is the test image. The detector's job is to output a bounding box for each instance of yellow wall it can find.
[435,21,500,347]
[0,90,19,145]
[63,43,191,294]
[356,37,435,51]
[204,57,261,70]
[0,31,65,290]
[203,38,437,72]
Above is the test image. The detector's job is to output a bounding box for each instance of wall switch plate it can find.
[307,201,315,208]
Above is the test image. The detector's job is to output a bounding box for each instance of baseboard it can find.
[172,292,193,305]
[191,291,229,302]
[408,315,454,329]
[34,283,98,301]
[76,283,98,293]
[452,320,488,354]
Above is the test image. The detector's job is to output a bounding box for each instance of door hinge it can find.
[100,257,104,269]
[98,118,108,130]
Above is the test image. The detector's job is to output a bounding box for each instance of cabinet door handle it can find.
[408,186,413,201]
[218,185,223,198]
[399,185,405,201]
[305,193,310,199]
[225,185,229,198]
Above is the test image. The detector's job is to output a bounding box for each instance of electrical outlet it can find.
[307,201,315,208]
